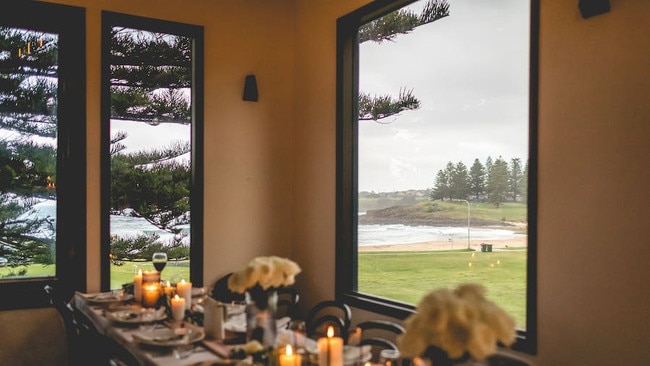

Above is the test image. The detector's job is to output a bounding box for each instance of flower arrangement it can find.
[397,284,516,363]
[227,256,302,294]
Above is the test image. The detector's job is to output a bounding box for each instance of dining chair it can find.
[211,272,246,303]
[355,319,406,363]
[305,299,352,340]
[275,286,300,319]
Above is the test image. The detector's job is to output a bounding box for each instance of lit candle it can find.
[171,294,185,321]
[163,280,175,297]
[318,326,343,366]
[133,269,143,303]
[279,344,302,366]
[176,279,192,310]
[142,282,161,308]
[347,327,362,346]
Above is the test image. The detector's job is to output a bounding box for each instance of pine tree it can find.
[469,158,486,201]
[0,28,58,268]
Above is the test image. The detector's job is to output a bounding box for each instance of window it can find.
[336,0,538,353]
[101,12,204,290]
[0,1,86,307]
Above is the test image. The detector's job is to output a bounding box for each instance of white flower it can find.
[397,284,516,361]
[228,256,302,293]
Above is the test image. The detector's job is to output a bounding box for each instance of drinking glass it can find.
[152,252,168,274]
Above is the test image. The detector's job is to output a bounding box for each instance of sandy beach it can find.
[358,236,527,252]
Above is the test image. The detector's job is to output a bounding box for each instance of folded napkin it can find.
[343,345,372,365]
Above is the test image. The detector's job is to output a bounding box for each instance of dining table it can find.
[72,290,373,366]
[72,290,282,366]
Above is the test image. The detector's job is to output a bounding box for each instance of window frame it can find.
[335,0,539,354]
[100,12,204,290]
[0,1,86,308]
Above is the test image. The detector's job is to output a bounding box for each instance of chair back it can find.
[355,319,405,363]
[305,299,352,340]
[275,286,299,319]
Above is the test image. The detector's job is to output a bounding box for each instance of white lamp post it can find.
[462,199,471,249]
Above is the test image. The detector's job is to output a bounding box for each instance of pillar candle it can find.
[176,279,192,309]
[279,345,302,366]
[163,280,175,297]
[318,326,343,366]
[171,294,185,321]
[142,282,161,308]
[133,269,142,303]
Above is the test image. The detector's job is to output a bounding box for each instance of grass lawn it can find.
[111,261,191,289]
[359,249,527,327]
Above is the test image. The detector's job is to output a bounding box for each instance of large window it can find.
[336,0,538,353]
[0,1,86,308]
[101,13,204,290]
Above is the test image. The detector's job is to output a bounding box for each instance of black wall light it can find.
[579,0,610,18]
[243,74,258,102]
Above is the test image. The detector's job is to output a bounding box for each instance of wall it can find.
[292,0,650,365]
[41,0,297,291]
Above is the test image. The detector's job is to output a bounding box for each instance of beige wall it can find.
[39,0,650,364]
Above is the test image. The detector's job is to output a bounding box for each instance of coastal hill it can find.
[359,198,527,230]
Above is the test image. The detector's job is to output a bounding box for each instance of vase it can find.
[419,346,473,366]
[245,285,278,348]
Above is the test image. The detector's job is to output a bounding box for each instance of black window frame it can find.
[0,1,86,309]
[100,12,204,290]
[335,0,539,354]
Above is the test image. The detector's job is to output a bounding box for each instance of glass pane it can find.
[357,0,530,328]
[108,27,192,289]
[0,28,58,279]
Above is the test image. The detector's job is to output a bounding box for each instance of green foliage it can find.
[358,0,450,43]
[110,233,189,262]
[358,88,420,121]
[432,156,528,207]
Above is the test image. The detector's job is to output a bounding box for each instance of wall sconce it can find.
[243,74,258,102]
[579,0,610,18]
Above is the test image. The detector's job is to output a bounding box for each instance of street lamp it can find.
[461,199,471,249]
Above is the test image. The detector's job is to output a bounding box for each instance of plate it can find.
[85,291,134,305]
[132,327,205,347]
[106,308,167,324]
[304,343,372,366]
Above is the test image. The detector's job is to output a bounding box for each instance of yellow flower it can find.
[228,256,302,293]
[397,284,516,361]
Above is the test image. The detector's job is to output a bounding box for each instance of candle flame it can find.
[138,269,142,275]
[327,325,334,338]
[174,294,180,300]
[286,344,293,356]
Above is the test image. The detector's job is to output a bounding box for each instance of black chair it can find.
[305,300,352,340]
[211,272,246,303]
[355,319,405,363]
[275,286,300,319]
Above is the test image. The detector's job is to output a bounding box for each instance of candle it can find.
[176,279,192,310]
[133,269,142,303]
[318,326,343,366]
[142,282,161,308]
[171,294,185,321]
[347,327,362,346]
[279,344,302,366]
[163,280,175,297]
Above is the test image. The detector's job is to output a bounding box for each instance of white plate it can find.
[305,343,372,366]
[85,292,134,305]
[106,308,167,324]
[132,327,205,347]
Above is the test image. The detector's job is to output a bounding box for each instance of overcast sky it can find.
[358,0,530,193]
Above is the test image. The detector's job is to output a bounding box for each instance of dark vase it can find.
[245,284,278,348]
[421,345,472,366]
